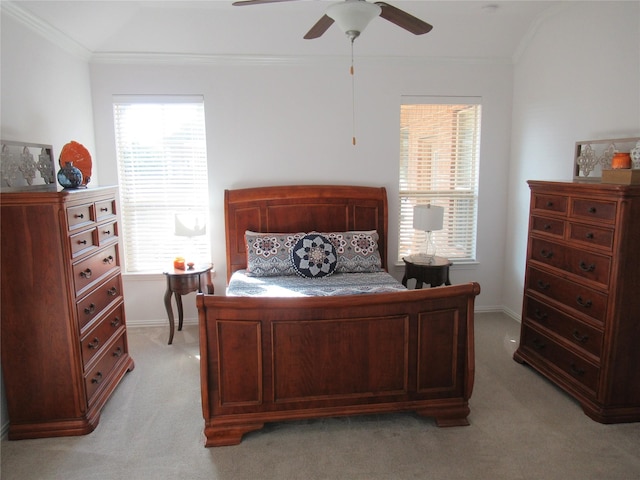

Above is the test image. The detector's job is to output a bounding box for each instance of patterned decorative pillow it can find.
[245,231,304,277]
[290,233,338,278]
[322,230,383,273]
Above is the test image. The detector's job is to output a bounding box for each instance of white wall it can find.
[0,14,97,171]
[503,1,640,319]
[0,13,97,436]
[90,57,513,325]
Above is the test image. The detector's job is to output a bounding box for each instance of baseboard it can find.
[501,305,522,323]
[126,317,199,328]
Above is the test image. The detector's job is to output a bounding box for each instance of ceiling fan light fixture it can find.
[326,0,382,40]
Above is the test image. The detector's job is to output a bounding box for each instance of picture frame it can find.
[574,137,640,181]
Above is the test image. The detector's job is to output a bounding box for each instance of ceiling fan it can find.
[232,0,433,42]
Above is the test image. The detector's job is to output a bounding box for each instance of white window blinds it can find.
[113,96,210,273]
[398,97,481,262]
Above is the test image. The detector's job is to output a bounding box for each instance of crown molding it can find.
[89,51,513,68]
[2,1,92,61]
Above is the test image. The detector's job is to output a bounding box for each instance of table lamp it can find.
[413,204,444,264]
[174,212,206,269]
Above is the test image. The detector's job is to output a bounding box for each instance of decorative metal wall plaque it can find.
[574,137,640,181]
[1,141,55,189]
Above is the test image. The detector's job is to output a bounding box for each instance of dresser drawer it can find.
[520,325,599,394]
[67,203,95,231]
[568,222,614,251]
[524,296,603,359]
[98,221,118,245]
[530,238,611,287]
[84,333,127,404]
[76,274,123,331]
[527,267,608,323]
[96,199,117,221]
[571,198,616,224]
[70,228,98,258]
[72,245,119,296]
[81,304,125,367]
[531,216,565,238]
[532,193,568,215]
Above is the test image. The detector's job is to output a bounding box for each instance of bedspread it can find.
[227,270,407,297]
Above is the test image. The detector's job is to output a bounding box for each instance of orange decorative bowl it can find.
[59,141,92,185]
[611,152,631,169]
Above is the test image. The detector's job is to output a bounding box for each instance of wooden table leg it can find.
[164,281,175,345]
[175,292,184,331]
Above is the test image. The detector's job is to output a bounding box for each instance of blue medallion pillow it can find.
[245,231,305,277]
[290,233,337,278]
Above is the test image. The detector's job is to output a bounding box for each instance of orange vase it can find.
[611,152,631,169]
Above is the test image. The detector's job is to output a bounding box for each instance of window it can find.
[398,97,481,263]
[113,95,210,273]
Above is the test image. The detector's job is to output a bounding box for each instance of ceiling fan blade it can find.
[304,15,335,39]
[375,2,433,35]
[232,0,299,6]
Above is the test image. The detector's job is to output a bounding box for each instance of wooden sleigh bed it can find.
[197,185,480,447]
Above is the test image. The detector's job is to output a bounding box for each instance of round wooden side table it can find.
[401,254,452,289]
[163,264,214,344]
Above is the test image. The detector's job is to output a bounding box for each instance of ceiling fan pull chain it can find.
[351,38,356,146]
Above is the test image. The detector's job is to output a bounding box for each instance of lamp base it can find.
[422,230,437,263]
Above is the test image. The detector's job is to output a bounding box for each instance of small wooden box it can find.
[601,169,640,185]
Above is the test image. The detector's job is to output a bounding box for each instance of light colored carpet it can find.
[2,312,640,479]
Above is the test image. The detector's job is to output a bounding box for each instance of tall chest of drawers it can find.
[1,185,135,439]
[514,180,640,423]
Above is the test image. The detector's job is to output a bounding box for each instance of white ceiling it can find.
[6,0,561,60]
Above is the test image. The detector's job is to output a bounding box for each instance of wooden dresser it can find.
[1,185,134,439]
[514,180,640,423]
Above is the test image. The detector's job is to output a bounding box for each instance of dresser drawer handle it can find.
[540,249,553,259]
[103,229,112,235]
[84,303,96,315]
[87,337,100,350]
[103,255,114,264]
[78,239,87,245]
[588,207,597,214]
[585,232,594,239]
[113,347,123,358]
[74,213,85,219]
[111,317,121,328]
[100,207,109,212]
[546,201,554,207]
[534,309,548,322]
[572,330,589,344]
[537,280,550,290]
[80,268,92,279]
[579,261,595,272]
[570,363,585,377]
[576,296,592,308]
[91,372,103,384]
[543,224,552,230]
[107,286,118,296]
[532,338,546,350]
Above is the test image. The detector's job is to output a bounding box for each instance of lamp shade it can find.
[326,0,381,38]
[175,212,206,237]
[413,204,444,232]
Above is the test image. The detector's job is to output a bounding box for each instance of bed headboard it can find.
[224,185,389,281]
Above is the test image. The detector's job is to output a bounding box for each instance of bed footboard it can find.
[197,282,480,447]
